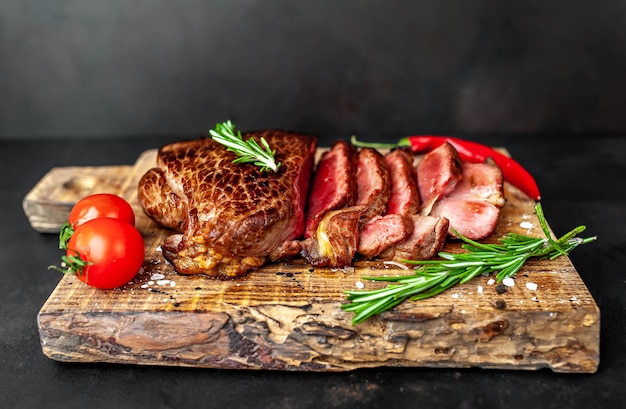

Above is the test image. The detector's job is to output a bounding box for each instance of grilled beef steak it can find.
[138,131,317,278]
[304,141,453,267]
[139,131,505,276]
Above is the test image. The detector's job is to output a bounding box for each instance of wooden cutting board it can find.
[25,148,600,373]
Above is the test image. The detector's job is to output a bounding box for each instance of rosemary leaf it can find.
[209,120,281,172]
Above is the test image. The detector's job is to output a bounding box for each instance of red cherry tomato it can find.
[68,193,135,228]
[64,218,144,289]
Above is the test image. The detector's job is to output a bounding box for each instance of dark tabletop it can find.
[1,134,624,409]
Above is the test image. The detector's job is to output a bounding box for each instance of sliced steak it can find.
[138,131,317,278]
[431,199,501,240]
[356,146,448,262]
[379,215,450,261]
[301,141,362,268]
[300,207,361,268]
[304,146,395,266]
[304,140,358,238]
[430,160,505,240]
[357,214,414,258]
[355,148,391,223]
[443,161,505,207]
[385,147,420,216]
[417,142,463,216]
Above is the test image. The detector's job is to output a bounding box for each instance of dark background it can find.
[2,2,626,409]
[2,0,626,140]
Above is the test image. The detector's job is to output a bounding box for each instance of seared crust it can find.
[138,131,317,278]
[301,207,361,268]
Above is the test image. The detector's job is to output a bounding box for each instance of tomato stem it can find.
[48,249,93,277]
[58,222,74,250]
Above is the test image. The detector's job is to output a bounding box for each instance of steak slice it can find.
[300,207,361,268]
[417,142,463,216]
[301,141,361,267]
[138,131,317,278]
[431,199,501,240]
[430,160,505,240]
[355,148,391,223]
[385,147,420,216]
[379,215,450,261]
[304,140,358,238]
[357,214,414,258]
[443,161,505,207]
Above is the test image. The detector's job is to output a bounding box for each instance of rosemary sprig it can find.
[342,202,596,325]
[209,120,280,172]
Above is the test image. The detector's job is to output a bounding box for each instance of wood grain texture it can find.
[35,149,600,373]
[23,165,132,233]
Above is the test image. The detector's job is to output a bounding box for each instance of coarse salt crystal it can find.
[451,293,459,298]
[355,281,364,289]
[526,282,538,291]
[150,273,165,281]
[477,285,483,294]
[487,278,496,285]
[156,279,170,286]
[169,281,176,287]
[520,221,534,229]
[502,277,515,287]
[141,284,149,289]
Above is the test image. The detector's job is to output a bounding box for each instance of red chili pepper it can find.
[397,135,540,201]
